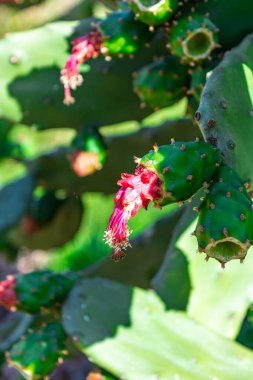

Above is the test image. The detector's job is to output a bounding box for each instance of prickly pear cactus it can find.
[169,14,219,63]
[7,322,67,380]
[1,1,253,379]
[98,11,152,54]
[0,271,77,313]
[196,33,253,186]
[133,56,189,109]
[195,165,253,266]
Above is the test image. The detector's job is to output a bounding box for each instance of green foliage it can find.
[8,322,67,380]
[1,0,253,378]
[63,277,253,380]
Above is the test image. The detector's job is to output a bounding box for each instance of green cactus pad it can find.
[140,141,222,205]
[170,14,219,62]
[98,11,151,55]
[129,0,178,26]
[133,56,189,108]
[7,322,67,380]
[195,165,253,266]
[196,33,253,186]
[63,277,253,380]
[15,270,77,313]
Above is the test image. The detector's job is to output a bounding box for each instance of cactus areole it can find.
[105,141,222,260]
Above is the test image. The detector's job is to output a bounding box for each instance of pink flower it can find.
[60,29,103,105]
[0,275,18,311]
[105,165,163,260]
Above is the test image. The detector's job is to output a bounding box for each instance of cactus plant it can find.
[195,165,253,266]
[169,14,219,63]
[0,271,77,313]
[63,277,253,380]
[133,56,189,109]
[7,322,67,380]
[129,0,178,26]
[1,1,253,379]
[196,33,253,185]
[105,141,221,260]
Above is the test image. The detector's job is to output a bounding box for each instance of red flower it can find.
[105,165,163,260]
[0,275,18,311]
[60,29,103,105]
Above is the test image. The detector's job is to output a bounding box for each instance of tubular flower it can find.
[105,165,163,261]
[60,29,103,105]
[0,275,18,310]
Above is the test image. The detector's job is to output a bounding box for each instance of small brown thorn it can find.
[223,228,228,237]
[240,258,245,264]
[153,143,159,152]
[180,144,186,151]
[221,262,225,269]
[205,255,210,262]
[198,225,204,232]
[178,201,184,207]
[240,213,246,221]
[162,167,169,174]
[226,192,231,197]
[134,156,141,164]
[193,207,199,213]
[187,175,193,181]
